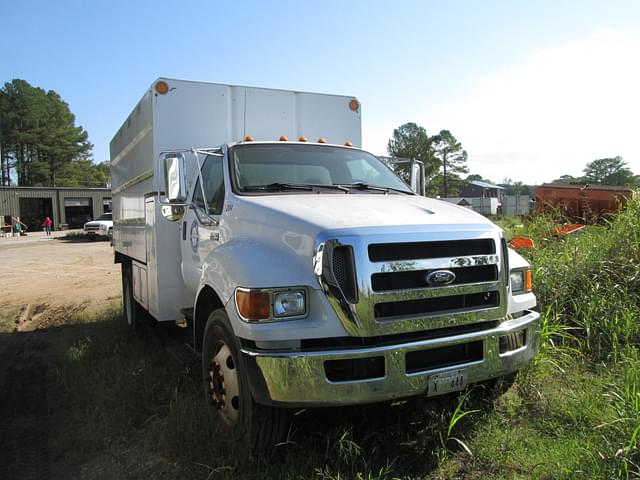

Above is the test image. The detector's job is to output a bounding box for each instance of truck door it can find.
[180,154,225,293]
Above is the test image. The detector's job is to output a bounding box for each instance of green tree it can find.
[498,178,534,196]
[0,79,92,186]
[387,122,440,195]
[466,174,486,182]
[583,156,635,186]
[551,174,584,185]
[56,159,110,187]
[431,129,469,197]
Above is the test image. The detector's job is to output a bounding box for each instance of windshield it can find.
[98,213,112,221]
[231,144,413,194]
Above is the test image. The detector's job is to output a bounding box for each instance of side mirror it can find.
[164,156,186,202]
[410,161,425,196]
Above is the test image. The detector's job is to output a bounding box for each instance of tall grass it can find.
[513,198,640,477]
[519,199,640,360]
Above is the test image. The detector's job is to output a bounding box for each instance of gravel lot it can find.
[0,230,121,330]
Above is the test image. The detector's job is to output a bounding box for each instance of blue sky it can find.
[2,0,639,184]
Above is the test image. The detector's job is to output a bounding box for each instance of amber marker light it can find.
[298,136,308,142]
[155,81,169,94]
[525,269,533,291]
[279,135,288,141]
[349,99,359,111]
[317,137,326,143]
[236,289,270,321]
[244,135,254,142]
[344,141,353,147]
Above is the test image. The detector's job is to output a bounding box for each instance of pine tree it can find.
[0,79,92,186]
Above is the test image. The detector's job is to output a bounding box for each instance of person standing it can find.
[43,216,53,236]
[13,217,24,236]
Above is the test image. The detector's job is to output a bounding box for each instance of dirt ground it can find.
[0,230,121,331]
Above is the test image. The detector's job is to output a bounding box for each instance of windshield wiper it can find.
[242,182,314,192]
[336,182,412,194]
[304,183,350,192]
[243,183,353,193]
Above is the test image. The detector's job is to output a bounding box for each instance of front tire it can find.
[202,309,290,451]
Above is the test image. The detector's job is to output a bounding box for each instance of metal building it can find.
[0,186,112,232]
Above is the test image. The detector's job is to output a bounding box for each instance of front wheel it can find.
[202,309,290,451]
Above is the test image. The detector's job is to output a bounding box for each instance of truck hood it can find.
[234,194,495,233]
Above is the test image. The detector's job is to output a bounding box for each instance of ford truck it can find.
[111,78,540,449]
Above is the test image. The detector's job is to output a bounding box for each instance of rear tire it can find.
[202,309,290,451]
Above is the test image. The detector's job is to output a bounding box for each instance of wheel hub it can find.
[207,343,240,425]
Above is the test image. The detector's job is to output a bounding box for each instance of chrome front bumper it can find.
[242,310,540,407]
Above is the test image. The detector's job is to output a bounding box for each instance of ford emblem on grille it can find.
[426,270,456,286]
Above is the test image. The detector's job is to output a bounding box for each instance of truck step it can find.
[166,343,199,366]
[180,308,194,323]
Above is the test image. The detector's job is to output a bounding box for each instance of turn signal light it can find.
[235,289,270,320]
[525,269,533,291]
[349,99,359,111]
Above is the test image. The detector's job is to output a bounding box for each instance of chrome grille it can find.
[369,239,501,324]
[316,232,507,337]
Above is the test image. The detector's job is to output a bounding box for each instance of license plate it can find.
[427,369,467,397]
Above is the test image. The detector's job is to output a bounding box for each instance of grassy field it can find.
[4,200,640,479]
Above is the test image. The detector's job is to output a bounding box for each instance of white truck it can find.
[83,212,113,240]
[111,78,540,449]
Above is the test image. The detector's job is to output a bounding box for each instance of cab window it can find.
[193,155,225,215]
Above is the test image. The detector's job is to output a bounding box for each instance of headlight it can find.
[510,268,532,294]
[273,291,306,317]
[100,224,108,230]
[235,288,307,322]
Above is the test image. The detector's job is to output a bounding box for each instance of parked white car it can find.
[83,213,113,240]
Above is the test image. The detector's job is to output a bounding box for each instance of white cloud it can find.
[365,28,640,184]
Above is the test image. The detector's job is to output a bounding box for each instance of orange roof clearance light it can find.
[155,81,169,95]
[298,136,308,142]
[244,135,254,142]
[236,289,270,321]
[344,141,353,147]
[317,137,326,143]
[349,99,359,111]
[279,135,288,141]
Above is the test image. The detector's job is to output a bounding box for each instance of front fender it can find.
[200,236,317,303]
[196,237,350,342]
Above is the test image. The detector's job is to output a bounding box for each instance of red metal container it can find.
[535,184,635,220]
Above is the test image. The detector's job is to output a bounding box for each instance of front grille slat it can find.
[376,254,499,274]
[372,265,498,292]
[372,282,500,304]
[369,239,495,262]
[374,291,500,320]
